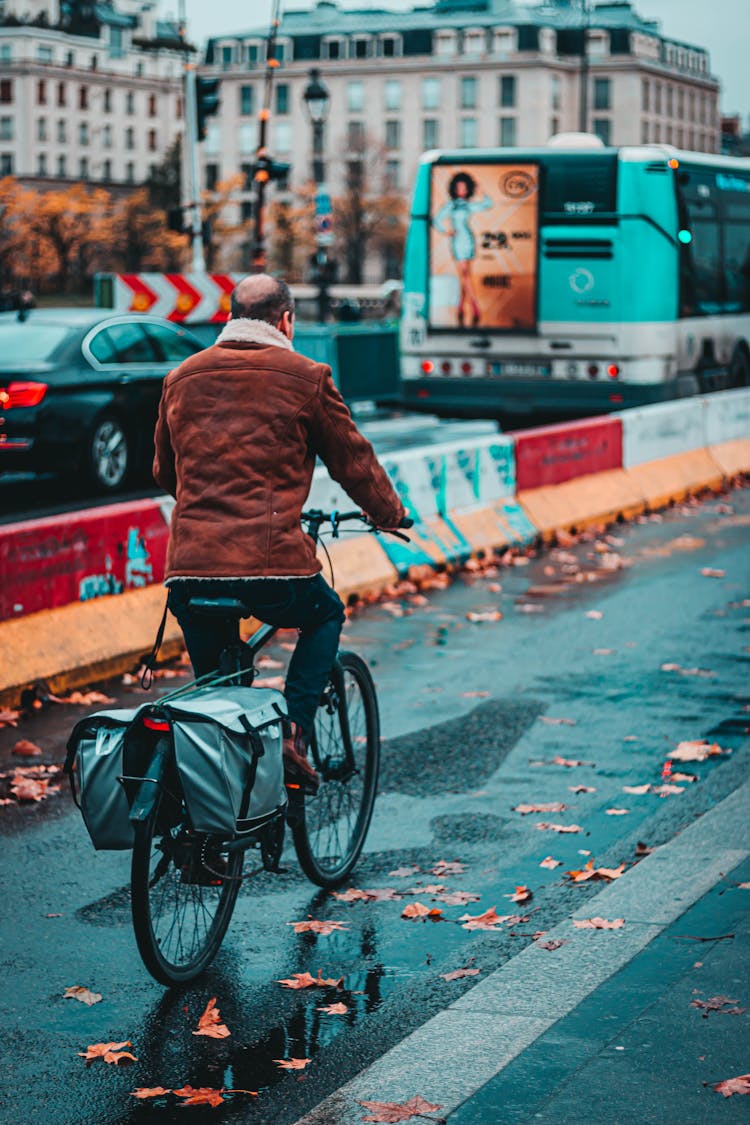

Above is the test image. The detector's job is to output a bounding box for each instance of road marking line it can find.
[295,777,750,1124]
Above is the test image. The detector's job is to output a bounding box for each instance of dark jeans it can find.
[167,575,346,734]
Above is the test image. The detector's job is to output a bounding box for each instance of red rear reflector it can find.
[286,782,302,790]
[143,716,170,731]
[461,361,472,375]
[609,393,624,403]
[441,360,452,374]
[607,364,620,378]
[587,364,599,377]
[421,360,435,374]
[0,382,48,409]
[416,389,430,398]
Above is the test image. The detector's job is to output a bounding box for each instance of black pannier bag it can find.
[66,686,288,851]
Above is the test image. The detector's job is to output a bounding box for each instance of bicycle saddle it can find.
[186,597,251,618]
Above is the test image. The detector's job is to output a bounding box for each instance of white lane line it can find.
[294,776,750,1125]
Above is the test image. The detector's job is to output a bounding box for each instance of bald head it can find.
[230,274,295,327]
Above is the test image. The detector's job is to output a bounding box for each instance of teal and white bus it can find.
[399,137,750,425]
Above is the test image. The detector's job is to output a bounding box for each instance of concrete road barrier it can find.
[1,391,747,707]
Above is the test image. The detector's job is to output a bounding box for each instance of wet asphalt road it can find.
[0,486,749,1124]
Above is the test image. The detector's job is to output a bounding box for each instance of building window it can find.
[110,26,123,58]
[37,153,47,176]
[240,85,254,115]
[57,154,66,177]
[381,36,399,57]
[37,117,47,142]
[221,45,234,70]
[102,158,111,180]
[593,77,610,111]
[125,127,134,150]
[666,125,673,144]
[460,76,477,109]
[79,85,88,110]
[0,117,13,141]
[275,83,289,115]
[385,159,400,189]
[423,118,439,149]
[57,119,66,142]
[642,79,649,112]
[385,79,402,112]
[0,80,12,105]
[125,161,134,183]
[0,152,12,175]
[499,116,516,146]
[37,45,53,63]
[79,157,89,179]
[148,129,157,152]
[103,124,111,148]
[148,94,157,117]
[176,95,183,119]
[65,50,74,67]
[641,119,649,143]
[593,117,611,144]
[135,62,143,77]
[385,119,401,149]
[666,85,673,117]
[90,55,98,71]
[238,122,257,152]
[550,116,560,136]
[37,79,47,105]
[347,120,365,149]
[677,88,684,118]
[273,41,286,64]
[206,163,219,190]
[0,45,11,63]
[654,83,661,114]
[422,77,440,111]
[324,39,341,60]
[103,88,111,113]
[353,37,371,59]
[435,30,456,57]
[274,121,292,153]
[57,82,66,107]
[654,122,661,142]
[500,74,516,108]
[79,122,89,146]
[550,74,560,111]
[688,91,695,120]
[460,117,478,147]
[347,81,364,113]
[126,91,134,114]
[245,42,261,67]
[676,126,683,147]
[463,29,485,56]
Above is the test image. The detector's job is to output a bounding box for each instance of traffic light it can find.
[253,155,291,187]
[195,76,220,142]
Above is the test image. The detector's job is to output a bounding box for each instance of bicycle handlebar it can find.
[301,509,413,542]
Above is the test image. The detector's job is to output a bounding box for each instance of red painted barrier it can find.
[513,416,623,491]
[0,499,169,620]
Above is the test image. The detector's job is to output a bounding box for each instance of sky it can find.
[163,0,749,118]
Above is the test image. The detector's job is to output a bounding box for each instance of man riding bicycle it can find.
[153,274,406,793]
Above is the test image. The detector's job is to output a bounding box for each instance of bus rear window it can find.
[542,155,618,218]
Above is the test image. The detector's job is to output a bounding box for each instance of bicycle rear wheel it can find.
[291,651,380,887]
[131,778,243,985]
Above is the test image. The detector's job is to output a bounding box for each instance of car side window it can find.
[100,322,157,364]
[87,328,118,364]
[143,323,202,363]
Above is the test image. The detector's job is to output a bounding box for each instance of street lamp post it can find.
[302,67,332,323]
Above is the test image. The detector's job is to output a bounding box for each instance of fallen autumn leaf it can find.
[358,1095,443,1123]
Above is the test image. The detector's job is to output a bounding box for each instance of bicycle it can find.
[128,509,412,986]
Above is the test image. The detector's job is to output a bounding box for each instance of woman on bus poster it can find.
[430,163,539,331]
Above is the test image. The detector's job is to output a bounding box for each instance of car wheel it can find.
[89,416,130,492]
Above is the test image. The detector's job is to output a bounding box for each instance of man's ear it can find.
[279,309,294,340]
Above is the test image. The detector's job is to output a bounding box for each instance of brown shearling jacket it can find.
[152,320,406,581]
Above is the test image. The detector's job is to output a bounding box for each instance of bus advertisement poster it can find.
[429,162,540,332]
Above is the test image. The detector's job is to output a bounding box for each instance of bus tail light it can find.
[441,360,452,375]
[0,382,48,409]
[421,360,434,374]
[460,361,473,375]
[609,393,624,403]
[607,364,620,379]
[417,389,430,399]
[587,364,599,378]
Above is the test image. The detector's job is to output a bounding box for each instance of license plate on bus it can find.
[489,362,551,378]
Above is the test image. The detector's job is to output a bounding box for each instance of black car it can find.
[0,309,204,493]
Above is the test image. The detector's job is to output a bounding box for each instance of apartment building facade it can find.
[199,0,721,277]
[0,0,185,186]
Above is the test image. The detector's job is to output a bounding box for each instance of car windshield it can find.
[0,322,74,364]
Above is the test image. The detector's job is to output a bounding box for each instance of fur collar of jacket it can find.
[216,317,293,351]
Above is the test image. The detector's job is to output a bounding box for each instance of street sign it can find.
[315,186,334,246]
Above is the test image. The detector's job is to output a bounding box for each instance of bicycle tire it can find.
[291,651,380,888]
[131,782,243,986]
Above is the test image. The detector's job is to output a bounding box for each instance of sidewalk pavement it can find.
[448,856,750,1124]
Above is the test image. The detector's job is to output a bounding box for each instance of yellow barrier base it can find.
[316,533,399,601]
[624,449,724,510]
[451,506,513,555]
[518,469,646,541]
[709,438,750,479]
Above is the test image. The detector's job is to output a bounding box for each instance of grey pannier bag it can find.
[65,685,288,850]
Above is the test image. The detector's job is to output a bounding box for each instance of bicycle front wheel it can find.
[131,784,243,986]
[292,651,380,887]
